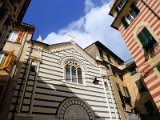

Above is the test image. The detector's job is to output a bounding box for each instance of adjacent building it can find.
[85,41,142,119]
[109,0,160,119]
[0,0,31,50]
[0,23,35,120]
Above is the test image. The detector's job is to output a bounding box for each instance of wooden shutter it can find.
[157,64,160,72]
[123,87,130,98]
[3,50,14,69]
[131,3,140,15]
[129,67,137,75]
[138,27,156,50]
[0,54,6,68]
[16,31,24,43]
[137,30,146,45]
[121,17,129,28]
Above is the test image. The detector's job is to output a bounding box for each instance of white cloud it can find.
[85,0,95,13]
[43,0,132,61]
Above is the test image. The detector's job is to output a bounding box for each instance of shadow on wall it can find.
[133,80,160,120]
[10,60,105,120]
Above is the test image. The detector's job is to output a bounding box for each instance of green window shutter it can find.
[157,64,160,72]
[141,27,153,47]
[129,67,137,75]
[121,17,129,28]
[116,83,121,92]
[136,80,141,90]
[138,27,156,50]
[124,87,130,98]
[137,31,146,45]
[131,3,140,15]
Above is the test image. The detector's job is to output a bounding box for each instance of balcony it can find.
[149,43,160,58]
[125,112,141,120]
[123,96,131,102]
[0,51,15,83]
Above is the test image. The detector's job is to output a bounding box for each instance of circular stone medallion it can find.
[57,98,95,120]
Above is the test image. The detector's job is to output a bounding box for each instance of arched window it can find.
[72,66,76,83]
[65,60,83,84]
[77,68,82,84]
[65,64,70,81]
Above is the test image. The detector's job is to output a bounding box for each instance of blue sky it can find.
[23,0,132,61]
[23,0,86,39]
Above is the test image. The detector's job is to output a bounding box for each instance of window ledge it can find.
[7,41,21,44]
[62,80,87,89]
[147,52,160,67]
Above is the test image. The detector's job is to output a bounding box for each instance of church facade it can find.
[8,39,121,120]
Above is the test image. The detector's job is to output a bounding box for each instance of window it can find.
[116,83,125,109]
[8,31,24,43]
[129,66,137,75]
[99,49,103,59]
[121,3,140,28]
[8,31,18,42]
[30,65,37,72]
[104,82,109,90]
[65,65,70,81]
[119,75,123,80]
[111,68,116,76]
[126,10,137,23]
[107,54,112,63]
[0,7,5,18]
[137,27,157,52]
[0,50,14,69]
[123,87,130,98]
[77,68,82,84]
[116,83,121,92]
[115,0,127,14]
[136,79,146,93]
[0,85,5,103]
[65,60,83,84]
[157,64,160,72]
[144,101,156,117]
[0,54,6,68]
[106,65,110,70]
[121,17,129,28]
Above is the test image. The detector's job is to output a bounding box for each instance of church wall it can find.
[8,42,121,120]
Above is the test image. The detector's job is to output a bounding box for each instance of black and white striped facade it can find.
[8,41,121,120]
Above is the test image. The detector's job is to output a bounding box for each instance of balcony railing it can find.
[123,96,131,103]
[149,43,160,58]
[125,112,141,120]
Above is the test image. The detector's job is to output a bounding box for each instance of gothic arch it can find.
[59,55,87,72]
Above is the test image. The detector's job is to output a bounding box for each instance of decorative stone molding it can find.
[59,55,87,72]
[57,98,95,120]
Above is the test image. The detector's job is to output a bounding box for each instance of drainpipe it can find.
[29,61,40,113]
[17,59,32,113]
